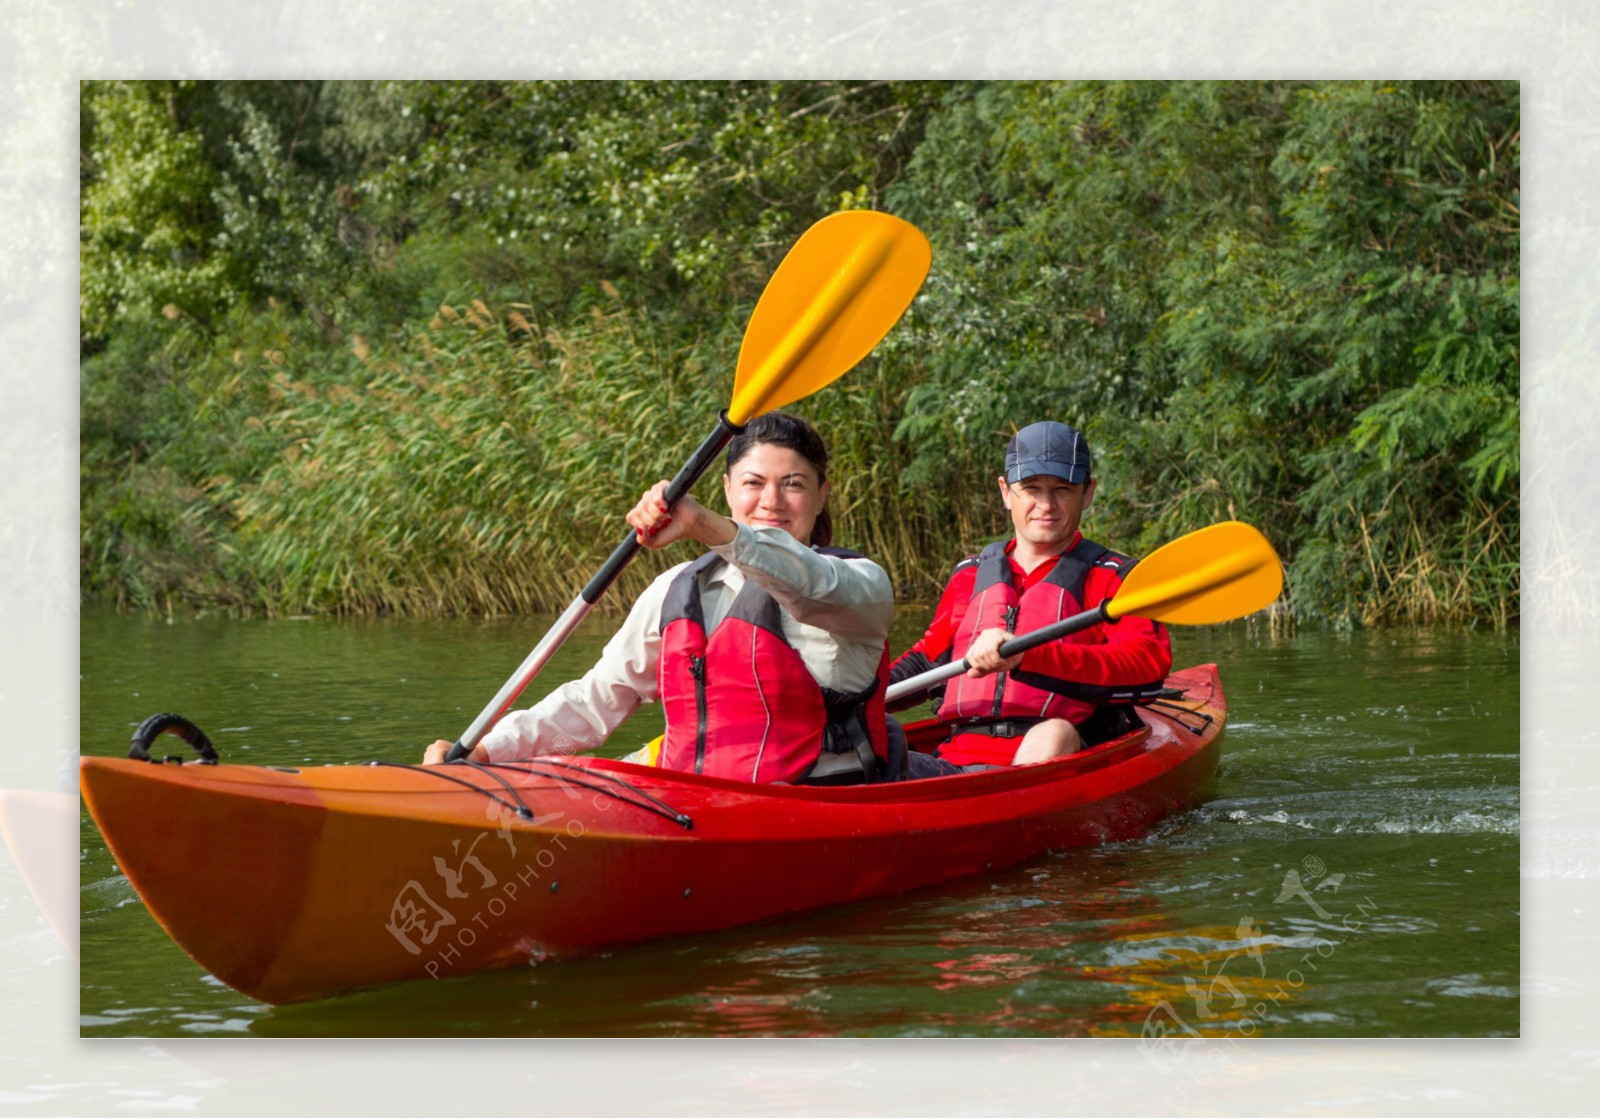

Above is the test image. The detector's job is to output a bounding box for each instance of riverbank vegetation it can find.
[80,80,1519,625]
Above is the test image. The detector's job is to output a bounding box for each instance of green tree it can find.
[79,80,1519,625]
[80,80,241,336]
[889,80,1518,623]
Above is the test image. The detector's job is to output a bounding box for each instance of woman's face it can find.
[722,442,828,544]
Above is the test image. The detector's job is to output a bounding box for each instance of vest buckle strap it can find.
[955,718,1046,738]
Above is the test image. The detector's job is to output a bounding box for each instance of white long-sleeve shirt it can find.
[480,524,894,762]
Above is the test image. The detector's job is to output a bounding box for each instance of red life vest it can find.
[935,536,1130,728]
[657,549,889,785]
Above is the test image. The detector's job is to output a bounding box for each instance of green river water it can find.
[75,607,1519,1040]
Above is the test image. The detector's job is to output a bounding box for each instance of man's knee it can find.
[1010,719,1081,765]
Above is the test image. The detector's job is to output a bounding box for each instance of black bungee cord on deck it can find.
[370,757,694,831]
[123,709,694,830]
[365,759,538,820]
[1135,681,1217,736]
[492,758,695,830]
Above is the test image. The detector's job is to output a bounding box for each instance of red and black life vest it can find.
[935,536,1131,728]
[657,549,890,785]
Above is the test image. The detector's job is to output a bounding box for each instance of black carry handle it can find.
[129,713,219,764]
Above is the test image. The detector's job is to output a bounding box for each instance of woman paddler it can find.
[422,412,896,785]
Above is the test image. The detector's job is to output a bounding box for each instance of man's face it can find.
[998,473,1097,552]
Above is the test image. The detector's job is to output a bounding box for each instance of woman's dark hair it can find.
[724,411,832,547]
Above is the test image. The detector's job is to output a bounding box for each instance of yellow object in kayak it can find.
[619,735,663,767]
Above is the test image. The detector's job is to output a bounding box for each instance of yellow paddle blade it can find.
[1107,521,1284,625]
[618,735,663,767]
[728,210,931,425]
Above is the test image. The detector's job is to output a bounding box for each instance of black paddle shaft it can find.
[994,601,1113,659]
[884,601,1116,704]
[444,411,745,762]
[580,411,744,605]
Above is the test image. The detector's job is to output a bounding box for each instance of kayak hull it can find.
[81,663,1226,1005]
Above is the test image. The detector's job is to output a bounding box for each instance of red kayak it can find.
[79,663,1226,1005]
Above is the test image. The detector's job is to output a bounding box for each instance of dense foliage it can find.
[81,80,1519,625]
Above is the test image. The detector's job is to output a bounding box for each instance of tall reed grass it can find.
[115,284,1518,627]
[224,292,998,616]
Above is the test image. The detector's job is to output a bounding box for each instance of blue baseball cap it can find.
[1005,421,1092,485]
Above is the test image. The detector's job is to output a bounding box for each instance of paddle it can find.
[447,211,932,759]
[884,521,1284,705]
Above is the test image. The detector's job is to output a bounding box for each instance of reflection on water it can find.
[76,609,1518,1038]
